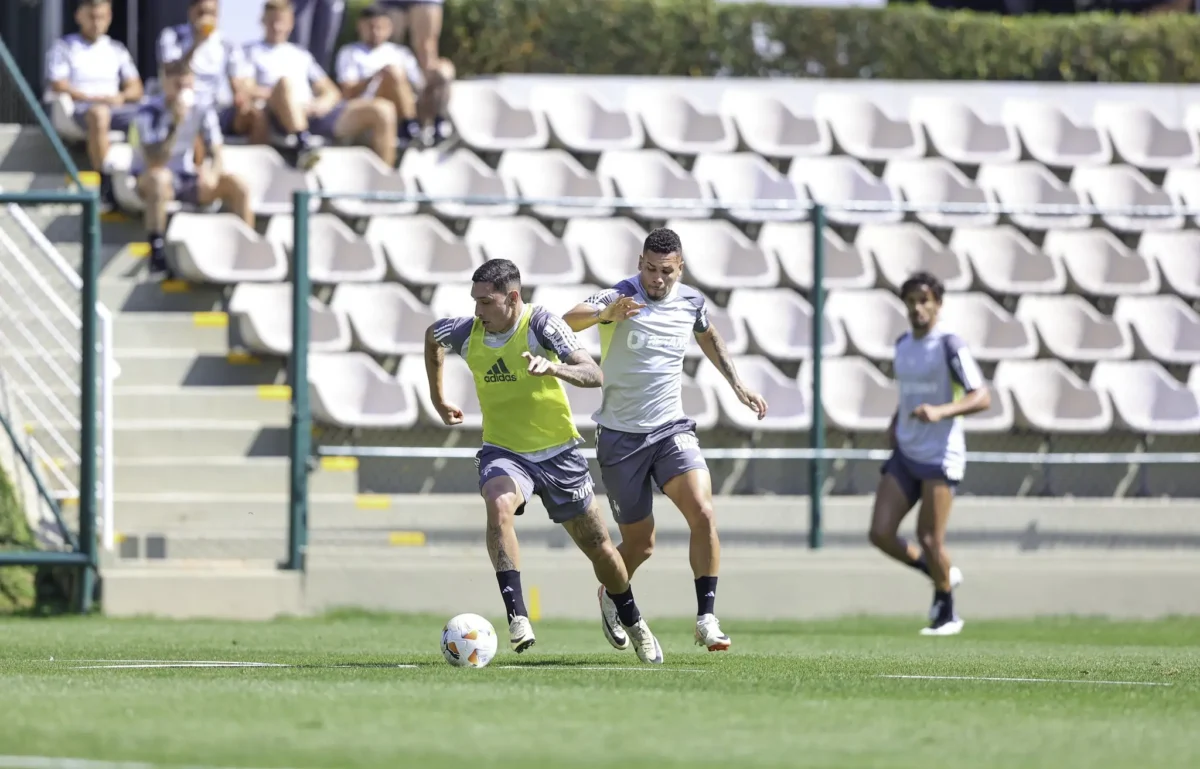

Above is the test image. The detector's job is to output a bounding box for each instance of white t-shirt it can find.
[45,34,139,99]
[158,25,249,108]
[130,97,224,175]
[244,40,328,106]
[334,41,423,91]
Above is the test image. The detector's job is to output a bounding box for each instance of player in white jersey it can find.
[870,272,990,637]
[565,228,768,652]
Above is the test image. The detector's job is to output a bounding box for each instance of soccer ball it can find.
[441,613,499,668]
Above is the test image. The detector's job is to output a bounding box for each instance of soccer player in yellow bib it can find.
[424,259,664,663]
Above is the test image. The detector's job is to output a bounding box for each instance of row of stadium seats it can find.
[448,82,1200,171]
[168,209,1200,300]
[306,351,1200,435]
[227,281,1200,367]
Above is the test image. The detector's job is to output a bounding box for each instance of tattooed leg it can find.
[562,500,630,594]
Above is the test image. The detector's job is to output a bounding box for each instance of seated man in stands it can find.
[244,0,398,166]
[45,0,144,199]
[374,0,456,145]
[158,0,259,144]
[130,60,252,278]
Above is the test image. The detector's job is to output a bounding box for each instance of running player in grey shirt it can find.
[870,271,990,637]
[565,227,768,653]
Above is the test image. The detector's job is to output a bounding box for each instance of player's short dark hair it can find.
[360,3,389,19]
[643,227,682,258]
[472,259,522,294]
[899,271,945,303]
[80,0,112,6]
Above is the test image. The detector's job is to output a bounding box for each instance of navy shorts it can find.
[270,102,347,139]
[596,418,708,525]
[72,103,139,132]
[133,169,201,206]
[217,105,240,136]
[476,445,594,524]
[881,448,959,508]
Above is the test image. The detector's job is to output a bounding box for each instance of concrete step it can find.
[111,351,283,387]
[0,127,72,174]
[112,493,354,530]
[0,172,70,194]
[30,422,290,458]
[101,278,225,313]
[114,386,291,422]
[113,314,231,352]
[113,457,357,496]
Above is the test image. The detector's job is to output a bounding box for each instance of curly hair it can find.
[643,227,682,257]
[899,271,945,303]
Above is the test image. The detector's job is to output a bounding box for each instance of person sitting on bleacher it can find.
[374,0,455,145]
[157,0,258,143]
[130,59,252,278]
[334,4,423,148]
[45,0,144,201]
[244,0,398,167]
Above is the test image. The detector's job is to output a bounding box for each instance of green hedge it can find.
[0,463,36,613]
[340,0,1200,82]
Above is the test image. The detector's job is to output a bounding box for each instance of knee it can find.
[222,173,249,197]
[380,65,406,87]
[917,529,942,553]
[86,104,111,130]
[484,490,520,528]
[688,502,716,534]
[624,528,655,566]
[867,527,892,550]
[372,100,396,130]
[143,167,173,197]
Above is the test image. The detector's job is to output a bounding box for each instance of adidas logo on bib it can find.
[483,358,518,383]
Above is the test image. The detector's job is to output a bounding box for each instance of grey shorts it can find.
[72,103,139,132]
[881,448,960,508]
[596,418,708,525]
[270,102,347,139]
[476,445,594,524]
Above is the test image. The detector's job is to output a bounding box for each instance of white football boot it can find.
[921,594,964,637]
[623,619,664,664]
[597,586,631,650]
[509,615,536,653]
[929,568,965,621]
[695,614,732,652]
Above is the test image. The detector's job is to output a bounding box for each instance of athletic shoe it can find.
[920,615,965,636]
[623,619,664,664]
[509,615,536,653]
[597,586,630,650]
[695,613,731,652]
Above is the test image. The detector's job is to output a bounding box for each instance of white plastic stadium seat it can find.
[530,284,603,358]
[429,283,476,319]
[825,289,908,362]
[1069,166,1183,233]
[814,93,925,163]
[309,352,419,429]
[1161,167,1200,228]
[855,222,973,293]
[529,86,645,153]
[909,96,1021,166]
[1138,231,1200,301]
[720,89,832,161]
[696,355,810,432]
[166,213,286,284]
[465,217,585,286]
[1093,101,1200,171]
[496,149,615,219]
[228,283,351,356]
[1001,99,1112,170]
[691,152,808,223]
[939,292,1037,362]
[312,147,418,217]
[1015,295,1133,363]
[949,226,1068,296]
[1091,361,1200,435]
[663,219,779,290]
[962,381,1014,434]
[562,217,644,287]
[364,214,480,287]
[627,87,738,156]
[788,156,902,226]
[447,81,550,152]
[399,147,518,219]
[1042,229,1160,297]
[804,356,897,433]
[330,283,437,357]
[882,158,998,229]
[974,162,1091,231]
[1191,365,1200,394]
[685,302,749,360]
[221,145,316,216]
[596,150,713,220]
[680,376,719,431]
[758,222,875,291]
[397,353,483,429]
[993,359,1112,434]
[1112,295,1200,366]
[728,288,845,361]
[265,214,387,284]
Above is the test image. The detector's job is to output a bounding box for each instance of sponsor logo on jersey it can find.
[626,329,689,352]
[483,358,518,383]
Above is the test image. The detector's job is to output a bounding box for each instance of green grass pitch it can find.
[2,613,1199,768]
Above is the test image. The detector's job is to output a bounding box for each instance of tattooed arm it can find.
[523,349,603,388]
[695,325,768,420]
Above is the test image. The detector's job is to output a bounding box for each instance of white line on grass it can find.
[880,674,1172,687]
[493,665,707,673]
[0,757,295,769]
[66,662,422,670]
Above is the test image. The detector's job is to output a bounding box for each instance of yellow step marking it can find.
[529,586,542,622]
[100,211,130,224]
[320,456,357,472]
[257,384,291,401]
[61,497,79,507]
[355,494,391,511]
[128,242,151,258]
[227,352,260,365]
[76,171,100,189]
[113,533,127,544]
[192,311,228,328]
[388,531,426,547]
[23,423,35,434]
[160,280,190,294]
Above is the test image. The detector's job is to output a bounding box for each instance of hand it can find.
[735,386,768,420]
[434,401,464,426]
[197,15,217,39]
[102,94,126,106]
[521,351,556,377]
[911,404,944,424]
[598,296,645,323]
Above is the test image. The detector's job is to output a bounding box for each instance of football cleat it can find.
[598,586,631,650]
[623,619,664,664]
[508,615,536,653]
[920,616,965,637]
[695,613,731,652]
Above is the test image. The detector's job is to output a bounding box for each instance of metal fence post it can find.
[808,204,826,550]
[286,191,312,572]
[77,195,100,611]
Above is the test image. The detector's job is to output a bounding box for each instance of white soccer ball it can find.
[441,613,499,668]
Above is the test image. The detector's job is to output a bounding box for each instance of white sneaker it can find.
[920,616,965,637]
[509,616,536,653]
[623,619,664,664]
[694,614,731,652]
[597,586,630,650]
